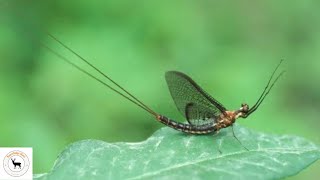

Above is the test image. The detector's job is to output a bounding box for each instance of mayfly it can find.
[42,34,285,147]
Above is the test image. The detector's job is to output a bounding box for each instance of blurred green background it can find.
[0,0,319,179]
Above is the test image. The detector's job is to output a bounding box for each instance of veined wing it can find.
[185,102,219,126]
[165,71,226,126]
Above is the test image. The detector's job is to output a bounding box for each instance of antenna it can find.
[247,60,286,116]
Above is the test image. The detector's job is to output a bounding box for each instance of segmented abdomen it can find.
[156,115,216,134]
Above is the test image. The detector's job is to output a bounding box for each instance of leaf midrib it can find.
[128,147,319,180]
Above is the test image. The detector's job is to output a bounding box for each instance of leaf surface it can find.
[34,125,320,180]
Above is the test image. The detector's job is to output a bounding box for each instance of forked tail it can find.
[41,34,159,118]
[6,6,159,118]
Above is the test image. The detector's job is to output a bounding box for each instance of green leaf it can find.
[34,125,320,180]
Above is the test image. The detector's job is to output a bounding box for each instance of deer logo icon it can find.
[11,158,22,169]
[3,150,31,177]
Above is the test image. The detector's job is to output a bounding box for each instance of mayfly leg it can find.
[231,125,249,151]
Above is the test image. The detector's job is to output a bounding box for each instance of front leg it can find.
[231,125,249,151]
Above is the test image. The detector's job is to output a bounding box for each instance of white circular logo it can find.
[3,150,30,177]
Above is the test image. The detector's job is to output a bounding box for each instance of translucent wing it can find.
[185,102,219,126]
[165,71,227,126]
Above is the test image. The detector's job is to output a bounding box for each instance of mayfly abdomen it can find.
[156,115,216,134]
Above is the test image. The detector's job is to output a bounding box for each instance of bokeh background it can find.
[0,0,319,179]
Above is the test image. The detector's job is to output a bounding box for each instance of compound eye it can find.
[241,103,249,112]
